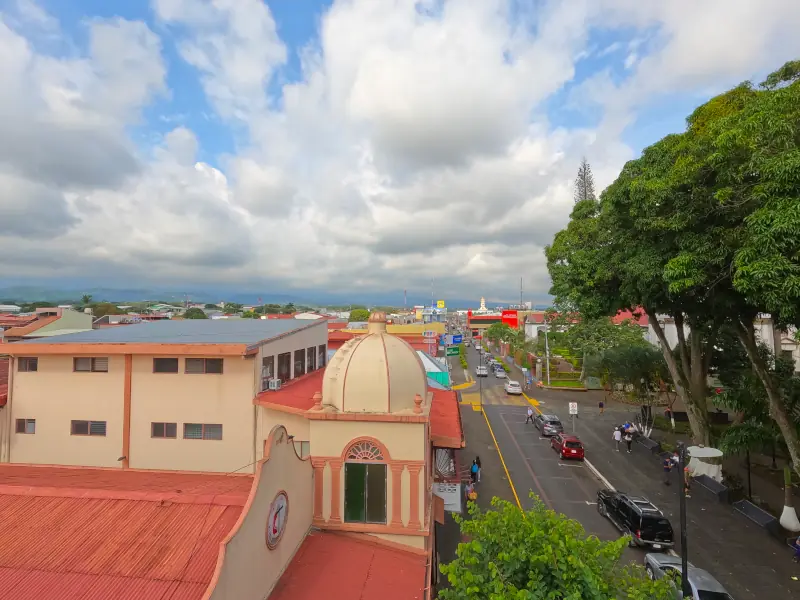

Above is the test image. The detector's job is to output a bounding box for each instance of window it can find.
[318,345,326,369]
[344,440,387,524]
[153,358,179,373]
[344,463,387,524]
[307,347,316,372]
[74,357,108,372]
[185,358,223,374]
[71,420,107,436]
[18,357,38,372]
[184,423,223,440]
[15,419,35,434]
[293,440,311,458]
[277,352,291,381]
[293,349,305,378]
[261,355,275,391]
[151,422,177,438]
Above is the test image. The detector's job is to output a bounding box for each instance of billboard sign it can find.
[501,309,519,328]
[452,334,463,344]
[422,330,437,338]
[437,300,445,308]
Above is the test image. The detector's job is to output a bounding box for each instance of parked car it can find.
[550,434,584,460]
[596,491,674,550]
[534,414,564,436]
[475,366,489,377]
[494,368,506,379]
[504,380,523,395]
[643,553,733,599]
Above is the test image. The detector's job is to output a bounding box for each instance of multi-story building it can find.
[0,318,327,471]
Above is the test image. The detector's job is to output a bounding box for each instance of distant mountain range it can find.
[0,284,551,311]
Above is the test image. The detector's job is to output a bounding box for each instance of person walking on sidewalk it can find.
[624,431,633,453]
[525,406,534,424]
[470,460,478,484]
[613,428,622,452]
[475,456,482,483]
[598,400,604,415]
[662,455,673,485]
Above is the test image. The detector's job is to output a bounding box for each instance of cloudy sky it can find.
[1,0,799,304]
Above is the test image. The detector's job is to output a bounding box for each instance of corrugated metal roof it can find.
[0,465,252,600]
[19,318,323,346]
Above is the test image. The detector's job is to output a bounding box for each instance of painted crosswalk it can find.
[459,386,531,407]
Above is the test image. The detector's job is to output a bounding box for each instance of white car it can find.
[504,380,522,395]
[494,368,507,379]
[475,366,489,377]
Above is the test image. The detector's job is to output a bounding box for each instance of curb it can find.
[584,458,616,491]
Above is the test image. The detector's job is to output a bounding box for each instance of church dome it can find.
[322,312,428,414]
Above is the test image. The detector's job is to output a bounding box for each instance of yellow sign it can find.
[436,300,445,308]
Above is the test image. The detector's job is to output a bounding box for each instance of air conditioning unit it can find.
[268,379,282,391]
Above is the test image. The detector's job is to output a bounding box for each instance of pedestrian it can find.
[465,481,477,502]
[525,406,534,424]
[613,428,622,452]
[475,456,482,483]
[662,455,673,485]
[470,460,478,483]
[624,431,633,453]
[598,400,604,414]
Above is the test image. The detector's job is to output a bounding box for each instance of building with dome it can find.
[0,313,463,599]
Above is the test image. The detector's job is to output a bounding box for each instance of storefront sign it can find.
[433,482,462,512]
[501,310,519,328]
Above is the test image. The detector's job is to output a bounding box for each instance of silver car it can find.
[644,553,733,600]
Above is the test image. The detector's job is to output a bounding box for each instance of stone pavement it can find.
[529,389,800,600]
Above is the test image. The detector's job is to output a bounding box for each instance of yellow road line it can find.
[523,392,542,413]
[452,381,475,391]
[481,407,523,509]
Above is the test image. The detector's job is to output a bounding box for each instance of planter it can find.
[542,385,587,392]
[635,436,662,454]
[732,499,780,538]
[694,474,729,503]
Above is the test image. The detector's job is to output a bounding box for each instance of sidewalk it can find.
[530,392,800,600]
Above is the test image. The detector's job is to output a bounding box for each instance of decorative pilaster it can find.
[407,464,422,529]
[311,458,326,521]
[329,459,343,522]
[390,463,405,527]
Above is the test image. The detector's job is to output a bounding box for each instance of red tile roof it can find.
[254,369,325,412]
[0,465,252,600]
[2,315,60,338]
[0,314,38,329]
[612,308,649,326]
[327,321,349,330]
[270,532,426,600]
[430,389,464,448]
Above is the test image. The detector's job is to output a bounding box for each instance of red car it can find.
[551,434,584,460]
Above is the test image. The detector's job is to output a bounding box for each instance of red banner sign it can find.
[501,310,519,329]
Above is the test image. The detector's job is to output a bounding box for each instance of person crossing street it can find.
[525,406,535,424]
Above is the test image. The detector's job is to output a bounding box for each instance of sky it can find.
[1,0,799,305]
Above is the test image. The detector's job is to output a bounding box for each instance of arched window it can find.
[344,439,387,524]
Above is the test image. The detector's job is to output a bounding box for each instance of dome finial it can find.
[413,393,423,414]
[367,311,387,334]
[312,391,323,411]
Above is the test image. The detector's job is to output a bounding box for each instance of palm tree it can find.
[81,294,92,306]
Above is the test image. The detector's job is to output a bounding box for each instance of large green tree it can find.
[439,496,674,600]
[183,307,208,319]
[348,308,370,322]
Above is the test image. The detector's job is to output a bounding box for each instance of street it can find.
[454,342,800,599]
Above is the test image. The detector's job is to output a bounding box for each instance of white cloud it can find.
[1,0,799,302]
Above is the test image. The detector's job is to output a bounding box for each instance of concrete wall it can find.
[129,354,258,472]
[208,425,313,600]
[257,408,311,461]
[35,310,92,335]
[9,355,125,467]
[255,321,328,389]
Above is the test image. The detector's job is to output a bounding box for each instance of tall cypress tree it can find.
[574,157,596,203]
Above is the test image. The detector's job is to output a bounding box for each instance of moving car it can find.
[494,368,506,379]
[475,366,489,377]
[643,554,733,600]
[550,434,584,460]
[534,414,564,436]
[504,380,523,395]
[596,491,674,550]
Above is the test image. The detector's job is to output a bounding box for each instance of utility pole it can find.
[677,441,691,598]
[520,277,523,308]
[544,315,551,386]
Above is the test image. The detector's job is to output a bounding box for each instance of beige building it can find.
[0,318,328,471]
[0,312,463,599]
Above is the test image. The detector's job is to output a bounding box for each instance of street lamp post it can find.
[676,441,691,598]
[543,318,551,386]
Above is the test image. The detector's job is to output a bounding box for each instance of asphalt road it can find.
[459,344,640,565]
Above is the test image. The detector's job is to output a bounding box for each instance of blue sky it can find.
[1,0,798,303]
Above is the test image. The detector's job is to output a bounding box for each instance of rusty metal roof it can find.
[0,465,253,599]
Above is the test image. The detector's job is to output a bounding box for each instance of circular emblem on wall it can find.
[266,490,289,550]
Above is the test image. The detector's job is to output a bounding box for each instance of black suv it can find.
[596,490,674,550]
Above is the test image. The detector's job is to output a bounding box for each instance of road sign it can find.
[446,346,459,356]
[569,402,578,415]
[452,334,463,344]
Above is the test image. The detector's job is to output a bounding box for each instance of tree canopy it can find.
[183,307,208,319]
[439,496,674,600]
[574,157,597,203]
[349,308,370,322]
[546,58,800,472]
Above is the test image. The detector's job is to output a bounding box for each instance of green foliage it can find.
[438,496,675,600]
[484,322,515,343]
[591,345,670,390]
[81,294,92,306]
[349,308,370,322]
[241,311,257,319]
[18,301,57,312]
[551,313,648,361]
[281,303,296,314]
[204,303,219,310]
[183,307,208,319]
[91,302,123,318]
[222,302,243,313]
